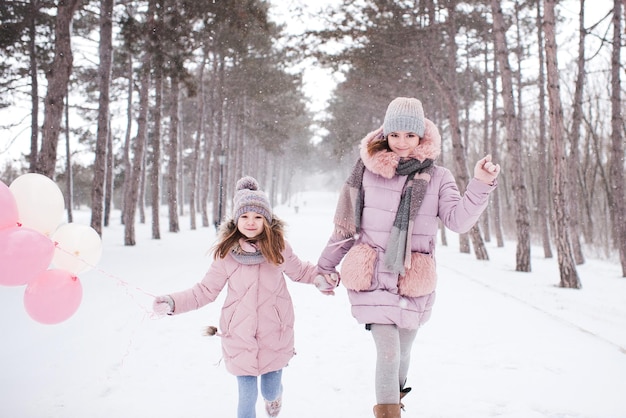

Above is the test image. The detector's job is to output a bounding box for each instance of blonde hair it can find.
[213,216,286,265]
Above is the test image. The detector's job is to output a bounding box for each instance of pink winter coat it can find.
[318,120,497,329]
[169,241,318,376]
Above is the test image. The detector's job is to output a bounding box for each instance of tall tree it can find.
[90,0,115,236]
[150,51,163,240]
[535,0,553,259]
[36,0,81,178]
[118,8,137,226]
[567,0,587,265]
[104,124,113,227]
[490,0,532,272]
[167,77,180,233]
[200,54,219,228]
[124,0,156,246]
[64,93,73,222]
[543,0,581,288]
[28,0,40,172]
[609,0,626,276]
[488,51,505,248]
[189,53,206,230]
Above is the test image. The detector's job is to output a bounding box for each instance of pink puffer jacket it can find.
[169,241,317,376]
[318,121,497,329]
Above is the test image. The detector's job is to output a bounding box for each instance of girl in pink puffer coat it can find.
[154,176,335,418]
[316,97,501,418]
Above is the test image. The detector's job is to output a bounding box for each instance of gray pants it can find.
[370,324,418,404]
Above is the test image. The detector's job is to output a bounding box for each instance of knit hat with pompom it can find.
[383,97,425,137]
[232,176,272,222]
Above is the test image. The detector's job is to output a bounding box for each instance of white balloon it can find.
[51,223,102,274]
[9,173,65,237]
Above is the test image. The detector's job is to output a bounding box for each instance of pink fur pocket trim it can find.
[340,244,377,291]
[398,252,437,297]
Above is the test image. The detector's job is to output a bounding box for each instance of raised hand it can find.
[474,154,501,185]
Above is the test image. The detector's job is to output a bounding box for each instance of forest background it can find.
[0,0,624,281]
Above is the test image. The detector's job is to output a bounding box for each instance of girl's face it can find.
[237,211,265,238]
[387,131,420,158]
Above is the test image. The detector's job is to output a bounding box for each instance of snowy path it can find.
[1,191,625,417]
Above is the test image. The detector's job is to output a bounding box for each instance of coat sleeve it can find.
[169,258,229,314]
[316,231,355,274]
[437,170,497,234]
[281,241,318,284]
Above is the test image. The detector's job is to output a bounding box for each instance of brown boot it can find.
[373,404,402,418]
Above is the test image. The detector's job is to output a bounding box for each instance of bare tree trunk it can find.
[489,50,504,248]
[90,0,114,236]
[177,89,184,218]
[491,0,531,272]
[213,57,226,229]
[124,0,155,246]
[36,0,81,178]
[567,0,587,265]
[167,77,180,233]
[544,0,581,288]
[64,93,73,222]
[200,54,219,228]
[536,0,553,258]
[121,49,133,225]
[609,0,626,276]
[190,54,207,230]
[151,61,163,240]
[223,99,236,215]
[28,0,39,171]
[481,50,491,243]
[104,125,113,227]
[234,98,245,181]
[139,143,146,224]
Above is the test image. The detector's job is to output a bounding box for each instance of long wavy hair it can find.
[213,215,286,265]
[366,137,391,155]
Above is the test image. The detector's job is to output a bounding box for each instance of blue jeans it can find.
[236,369,282,418]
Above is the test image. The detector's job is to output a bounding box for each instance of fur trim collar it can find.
[358,118,442,179]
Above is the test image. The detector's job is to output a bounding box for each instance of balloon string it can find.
[54,243,161,320]
[54,244,165,380]
[119,311,152,368]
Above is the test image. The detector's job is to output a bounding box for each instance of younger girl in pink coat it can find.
[154,176,334,418]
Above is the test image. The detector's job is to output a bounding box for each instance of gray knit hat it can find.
[382,97,425,137]
[233,176,272,222]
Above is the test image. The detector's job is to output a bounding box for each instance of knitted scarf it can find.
[334,157,435,275]
[230,239,265,265]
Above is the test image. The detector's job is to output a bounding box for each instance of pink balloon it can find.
[23,269,83,325]
[0,226,55,286]
[0,180,19,230]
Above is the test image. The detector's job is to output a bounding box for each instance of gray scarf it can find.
[384,158,434,274]
[230,244,265,265]
[334,157,434,275]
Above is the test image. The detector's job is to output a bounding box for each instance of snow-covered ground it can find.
[1,190,625,418]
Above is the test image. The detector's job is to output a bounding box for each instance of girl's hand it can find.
[153,295,174,315]
[314,273,339,295]
[474,154,501,185]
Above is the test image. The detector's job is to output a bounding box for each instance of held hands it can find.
[153,295,174,315]
[474,154,501,185]
[314,273,340,296]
